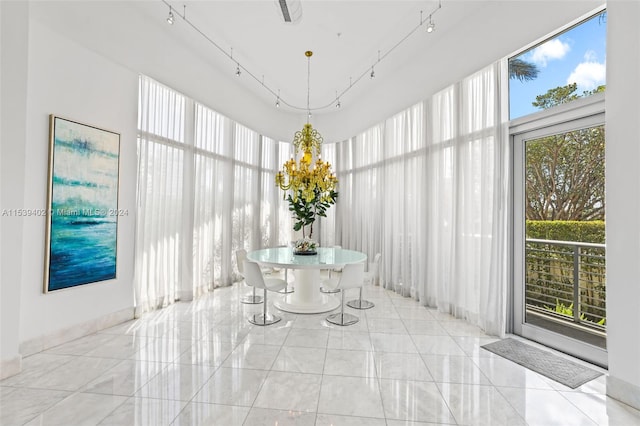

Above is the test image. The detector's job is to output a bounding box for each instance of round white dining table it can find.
[247,246,367,314]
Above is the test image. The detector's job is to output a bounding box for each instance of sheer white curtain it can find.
[336,106,427,297]
[261,136,289,248]
[381,105,427,298]
[425,63,508,335]
[335,63,508,335]
[336,126,383,258]
[135,77,187,315]
[193,104,233,291]
[135,76,291,316]
[275,139,295,245]
[318,142,338,247]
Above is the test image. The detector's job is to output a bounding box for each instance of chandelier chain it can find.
[307,52,311,120]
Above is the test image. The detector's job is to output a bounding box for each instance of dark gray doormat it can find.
[481,338,603,389]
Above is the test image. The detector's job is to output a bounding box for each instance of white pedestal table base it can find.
[273,269,340,314]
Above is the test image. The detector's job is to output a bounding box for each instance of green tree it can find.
[525,84,605,221]
[509,58,539,82]
[532,83,605,109]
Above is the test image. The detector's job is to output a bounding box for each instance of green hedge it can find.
[526,220,605,244]
[525,220,606,328]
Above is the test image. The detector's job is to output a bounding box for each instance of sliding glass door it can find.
[513,112,607,367]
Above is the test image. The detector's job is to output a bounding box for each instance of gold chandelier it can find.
[275,123,337,203]
[275,51,338,238]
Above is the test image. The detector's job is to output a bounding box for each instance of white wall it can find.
[0,1,29,378]
[605,0,640,410]
[12,11,137,355]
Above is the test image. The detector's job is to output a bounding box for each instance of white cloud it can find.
[583,50,598,62]
[530,39,571,66]
[567,61,606,91]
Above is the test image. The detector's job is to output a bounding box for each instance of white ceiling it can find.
[154,0,463,114]
[29,1,604,141]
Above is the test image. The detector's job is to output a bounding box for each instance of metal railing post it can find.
[573,245,580,324]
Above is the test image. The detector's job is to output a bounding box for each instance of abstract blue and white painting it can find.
[45,116,120,292]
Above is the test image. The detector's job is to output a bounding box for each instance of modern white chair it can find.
[347,252,380,310]
[279,268,294,294]
[324,262,365,326]
[320,245,342,294]
[243,260,287,326]
[237,249,262,304]
[277,245,294,294]
[332,245,344,272]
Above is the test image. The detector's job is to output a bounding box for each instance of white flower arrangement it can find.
[294,237,317,254]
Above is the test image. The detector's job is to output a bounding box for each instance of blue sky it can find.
[509,12,607,119]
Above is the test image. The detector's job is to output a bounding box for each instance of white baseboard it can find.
[607,375,640,411]
[0,355,22,380]
[19,307,134,357]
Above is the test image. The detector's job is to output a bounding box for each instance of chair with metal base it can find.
[325,263,365,326]
[237,249,262,304]
[320,245,342,294]
[279,267,294,294]
[244,260,287,326]
[347,252,380,310]
[272,245,294,295]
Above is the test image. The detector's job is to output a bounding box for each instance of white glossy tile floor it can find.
[3,281,640,425]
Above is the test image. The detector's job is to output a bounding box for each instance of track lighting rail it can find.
[162,0,442,112]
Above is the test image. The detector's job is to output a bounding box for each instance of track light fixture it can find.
[426,15,435,33]
[235,64,241,77]
[166,6,174,25]
[370,67,375,79]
